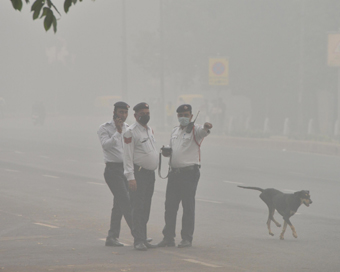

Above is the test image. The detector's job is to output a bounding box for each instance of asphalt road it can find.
[1,115,340,272]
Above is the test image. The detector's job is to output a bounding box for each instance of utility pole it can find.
[297,0,305,133]
[122,0,128,102]
[159,0,165,128]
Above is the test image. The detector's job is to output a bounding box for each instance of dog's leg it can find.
[267,217,274,236]
[270,210,281,227]
[290,225,298,238]
[261,194,275,236]
[285,217,297,238]
[267,207,275,236]
[280,221,287,240]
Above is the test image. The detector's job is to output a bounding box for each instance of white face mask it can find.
[178,117,190,127]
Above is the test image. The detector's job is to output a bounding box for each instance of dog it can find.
[237,186,312,240]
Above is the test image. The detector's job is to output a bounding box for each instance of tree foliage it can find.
[10,0,84,33]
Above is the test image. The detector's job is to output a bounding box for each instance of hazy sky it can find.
[1,0,159,114]
[2,0,340,134]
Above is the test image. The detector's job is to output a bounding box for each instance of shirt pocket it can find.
[170,135,178,146]
[182,133,192,146]
[150,134,156,143]
[140,137,153,153]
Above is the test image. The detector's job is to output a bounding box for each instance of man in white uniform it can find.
[97,101,134,247]
[123,102,159,251]
[158,104,213,248]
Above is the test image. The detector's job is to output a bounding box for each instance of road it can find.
[1,115,340,271]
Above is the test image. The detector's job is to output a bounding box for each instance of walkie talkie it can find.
[186,111,200,133]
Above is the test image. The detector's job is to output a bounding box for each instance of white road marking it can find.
[4,169,19,173]
[0,209,22,217]
[0,236,50,241]
[197,198,222,204]
[34,223,59,229]
[99,238,130,246]
[87,182,104,186]
[183,259,222,268]
[223,181,243,185]
[43,175,60,179]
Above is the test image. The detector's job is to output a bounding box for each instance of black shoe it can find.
[105,237,124,247]
[146,237,153,243]
[157,239,176,247]
[134,242,147,251]
[144,241,158,249]
[178,240,192,248]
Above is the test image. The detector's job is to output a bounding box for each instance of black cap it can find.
[133,102,149,112]
[114,101,130,110]
[176,104,192,113]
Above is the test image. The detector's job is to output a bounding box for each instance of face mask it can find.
[138,115,150,125]
[178,117,190,127]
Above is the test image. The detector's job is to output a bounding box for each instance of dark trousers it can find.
[130,165,155,245]
[162,167,200,243]
[104,162,133,239]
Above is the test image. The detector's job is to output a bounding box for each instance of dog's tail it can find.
[237,185,264,192]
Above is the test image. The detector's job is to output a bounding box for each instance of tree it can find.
[10,0,84,33]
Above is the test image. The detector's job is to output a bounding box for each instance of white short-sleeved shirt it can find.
[123,122,159,181]
[97,120,128,163]
[169,124,209,168]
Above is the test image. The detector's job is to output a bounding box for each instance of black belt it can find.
[134,164,154,173]
[105,162,123,168]
[106,162,123,166]
[171,164,200,174]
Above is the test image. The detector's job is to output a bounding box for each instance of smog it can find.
[1,1,340,271]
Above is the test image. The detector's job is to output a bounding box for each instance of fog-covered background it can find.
[1,2,340,271]
[2,0,340,136]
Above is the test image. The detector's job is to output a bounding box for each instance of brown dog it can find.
[238,186,312,240]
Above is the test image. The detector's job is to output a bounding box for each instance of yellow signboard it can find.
[209,58,229,85]
[328,33,340,67]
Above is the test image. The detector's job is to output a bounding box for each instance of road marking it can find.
[223,181,243,185]
[87,182,104,186]
[197,198,222,204]
[0,209,22,217]
[34,223,59,229]
[43,175,60,179]
[4,169,19,172]
[0,236,50,241]
[40,155,50,159]
[99,238,130,246]
[183,259,222,268]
